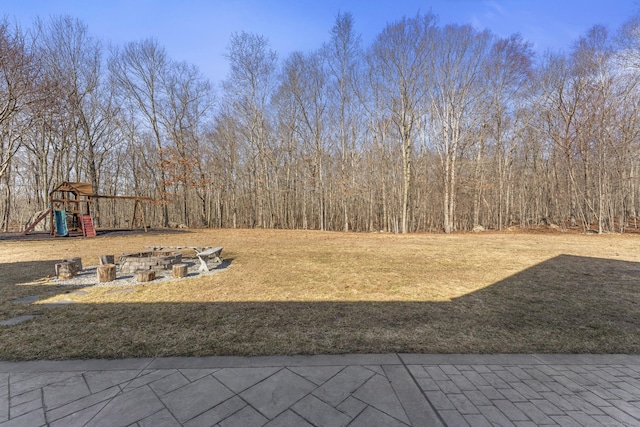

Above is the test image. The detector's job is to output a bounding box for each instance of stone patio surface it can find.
[1,354,639,426]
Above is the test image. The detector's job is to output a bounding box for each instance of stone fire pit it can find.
[118,250,182,274]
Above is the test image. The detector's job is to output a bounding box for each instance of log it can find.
[136,269,156,282]
[97,264,116,282]
[99,255,115,265]
[172,263,188,278]
[55,261,77,279]
[63,257,82,271]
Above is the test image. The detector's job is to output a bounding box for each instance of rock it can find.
[11,295,41,304]
[0,315,40,326]
[472,225,485,233]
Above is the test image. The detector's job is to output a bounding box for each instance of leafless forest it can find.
[2,12,640,233]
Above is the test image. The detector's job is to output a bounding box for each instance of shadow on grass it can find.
[0,260,61,286]
[1,254,640,360]
[96,228,194,237]
[0,227,193,241]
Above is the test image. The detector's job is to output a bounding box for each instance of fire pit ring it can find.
[118,250,183,274]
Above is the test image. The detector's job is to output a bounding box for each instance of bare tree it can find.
[427,24,492,233]
[537,50,587,228]
[109,38,171,226]
[613,26,640,230]
[367,13,435,233]
[34,16,120,225]
[324,12,362,231]
[483,34,534,229]
[0,20,39,230]
[222,31,278,228]
[0,20,34,181]
[6,11,640,235]
[280,50,330,230]
[159,60,214,226]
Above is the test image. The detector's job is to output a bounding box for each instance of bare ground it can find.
[0,228,639,360]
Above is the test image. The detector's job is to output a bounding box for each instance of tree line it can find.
[2,12,640,234]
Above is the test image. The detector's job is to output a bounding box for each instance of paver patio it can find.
[1,354,639,426]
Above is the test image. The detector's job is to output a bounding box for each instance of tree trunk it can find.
[97,264,116,282]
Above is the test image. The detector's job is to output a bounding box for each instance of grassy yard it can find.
[1,229,639,360]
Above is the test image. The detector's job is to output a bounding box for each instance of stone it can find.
[97,264,116,282]
[0,315,40,326]
[214,367,280,393]
[312,366,374,406]
[240,369,316,419]
[291,395,351,427]
[85,387,164,427]
[148,372,190,396]
[119,251,183,274]
[289,366,344,385]
[43,375,91,409]
[353,374,410,423]
[266,411,315,426]
[11,295,41,304]
[218,405,268,426]
[184,396,246,426]
[137,409,180,427]
[472,225,485,232]
[161,375,234,423]
[349,406,407,427]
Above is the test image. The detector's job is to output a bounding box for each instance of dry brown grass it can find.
[1,228,639,360]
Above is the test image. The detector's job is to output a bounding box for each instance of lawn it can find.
[1,228,639,360]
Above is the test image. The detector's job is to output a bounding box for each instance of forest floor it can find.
[0,228,639,360]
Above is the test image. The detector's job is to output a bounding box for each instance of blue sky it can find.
[2,0,638,85]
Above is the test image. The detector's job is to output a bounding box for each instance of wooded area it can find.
[2,12,640,233]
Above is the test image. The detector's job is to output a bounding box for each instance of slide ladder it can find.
[81,214,96,237]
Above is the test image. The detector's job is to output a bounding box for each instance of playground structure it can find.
[21,182,154,237]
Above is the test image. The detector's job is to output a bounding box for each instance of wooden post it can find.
[63,257,82,271]
[136,270,156,282]
[99,255,115,265]
[172,263,188,278]
[132,199,147,232]
[55,261,77,279]
[97,264,116,282]
[49,193,54,235]
[131,199,137,230]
